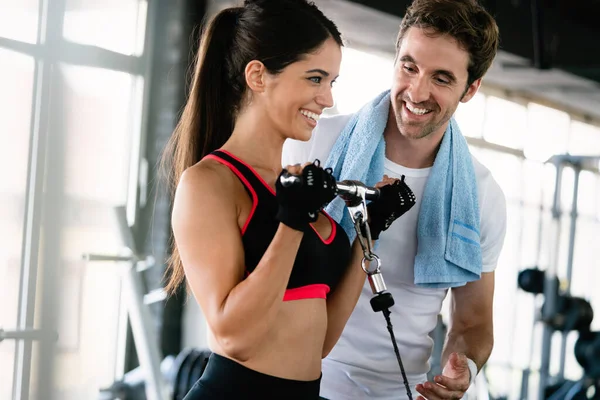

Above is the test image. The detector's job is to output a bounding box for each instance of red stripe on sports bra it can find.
[311,212,337,245]
[215,149,338,245]
[218,149,276,195]
[205,154,258,235]
[283,284,330,301]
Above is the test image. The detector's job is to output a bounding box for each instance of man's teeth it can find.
[300,110,320,121]
[406,103,430,115]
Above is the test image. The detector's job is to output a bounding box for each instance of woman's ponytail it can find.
[162,7,243,295]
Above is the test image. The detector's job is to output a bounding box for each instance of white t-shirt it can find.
[282,113,507,400]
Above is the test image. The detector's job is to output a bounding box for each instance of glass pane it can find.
[521,159,545,206]
[568,120,600,156]
[63,0,146,55]
[0,48,35,400]
[559,166,576,215]
[28,64,139,400]
[483,96,527,149]
[524,103,570,162]
[571,218,600,300]
[455,91,485,138]
[576,171,599,217]
[476,149,522,201]
[490,201,522,359]
[588,227,600,332]
[563,331,583,381]
[60,65,134,202]
[334,47,394,115]
[0,0,39,43]
[518,205,546,268]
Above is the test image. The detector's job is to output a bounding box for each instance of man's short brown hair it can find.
[396,0,500,86]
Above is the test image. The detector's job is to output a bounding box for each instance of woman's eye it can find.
[309,77,322,84]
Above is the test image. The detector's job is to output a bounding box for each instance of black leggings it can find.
[183,352,321,400]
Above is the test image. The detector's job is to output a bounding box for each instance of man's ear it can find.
[460,78,482,103]
[245,60,267,93]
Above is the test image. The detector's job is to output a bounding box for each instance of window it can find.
[0,1,152,399]
[525,103,571,162]
[569,120,600,156]
[0,0,39,43]
[483,96,528,149]
[455,91,486,138]
[42,64,141,398]
[333,47,394,115]
[0,47,35,400]
[63,0,147,55]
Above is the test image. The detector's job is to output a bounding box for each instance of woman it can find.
[162,1,415,398]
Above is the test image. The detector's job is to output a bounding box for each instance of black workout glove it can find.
[275,160,337,232]
[367,176,416,240]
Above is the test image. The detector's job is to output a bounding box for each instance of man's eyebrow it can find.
[398,54,457,83]
[305,68,330,76]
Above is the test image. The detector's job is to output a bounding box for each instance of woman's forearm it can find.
[215,224,303,359]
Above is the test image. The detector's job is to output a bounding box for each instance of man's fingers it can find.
[416,381,465,400]
[375,176,400,188]
[435,375,470,393]
[416,382,444,400]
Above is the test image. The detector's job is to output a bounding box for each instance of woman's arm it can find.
[173,163,303,361]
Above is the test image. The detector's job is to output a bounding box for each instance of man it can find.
[282,0,507,399]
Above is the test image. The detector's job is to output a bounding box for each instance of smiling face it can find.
[391,27,481,140]
[260,37,342,141]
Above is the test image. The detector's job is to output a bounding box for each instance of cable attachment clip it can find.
[340,180,387,295]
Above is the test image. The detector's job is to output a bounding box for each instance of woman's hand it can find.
[275,160,337,232]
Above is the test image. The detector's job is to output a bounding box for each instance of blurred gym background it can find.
[1,0,599,399]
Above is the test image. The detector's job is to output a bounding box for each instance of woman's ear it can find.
[245,60,267,93]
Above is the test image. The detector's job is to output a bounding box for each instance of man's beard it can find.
[393,100,454,140]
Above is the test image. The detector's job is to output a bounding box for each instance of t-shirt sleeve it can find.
[479,172,507,273]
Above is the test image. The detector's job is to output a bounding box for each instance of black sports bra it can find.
[206,150,351,301]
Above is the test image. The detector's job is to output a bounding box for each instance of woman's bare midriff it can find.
[208,299,328,380]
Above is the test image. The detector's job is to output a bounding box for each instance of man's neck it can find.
[383,117,446,169]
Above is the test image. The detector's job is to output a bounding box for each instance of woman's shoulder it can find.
[187,156,238,186]
[176,157,240,210]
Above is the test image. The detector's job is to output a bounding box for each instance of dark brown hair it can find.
[396,0,499,86]
[162,0,343,295]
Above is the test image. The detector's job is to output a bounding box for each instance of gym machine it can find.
[517,155,600,400]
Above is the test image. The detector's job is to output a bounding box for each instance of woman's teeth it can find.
[300,110,320,121]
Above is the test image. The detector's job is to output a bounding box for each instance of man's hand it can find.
[415,352,471,400]
[367,174,416,239]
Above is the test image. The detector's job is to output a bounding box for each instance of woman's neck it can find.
[222,113,286,181]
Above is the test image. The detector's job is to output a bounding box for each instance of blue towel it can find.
[414,117,482,288]
[324,90,389,242]
[324,90,482,288]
